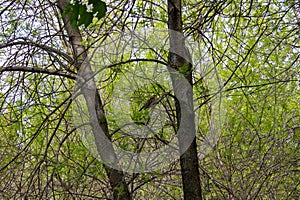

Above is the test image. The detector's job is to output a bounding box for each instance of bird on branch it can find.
[139,95,158,111]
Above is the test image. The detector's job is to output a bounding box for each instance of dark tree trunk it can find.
[167,0,203,199]
[57,1,131,199]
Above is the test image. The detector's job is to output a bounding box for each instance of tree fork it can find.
[57,0,131,199]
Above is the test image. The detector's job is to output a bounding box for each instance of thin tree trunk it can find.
[167,0,203,199]
[57,1,131,199]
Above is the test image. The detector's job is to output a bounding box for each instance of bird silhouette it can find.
[139,95,157,111]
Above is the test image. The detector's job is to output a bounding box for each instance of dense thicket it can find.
[0,0,299,199]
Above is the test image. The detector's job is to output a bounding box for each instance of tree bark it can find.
[167,0,203,199]
[57,1,131,199]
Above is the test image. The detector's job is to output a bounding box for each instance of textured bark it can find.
[167,0,203,199]
[57,1,131,199]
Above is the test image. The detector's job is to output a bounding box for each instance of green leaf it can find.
[69,3,79,28]
[78,4,93,27]
[89,0,107,19]
[62,0,107,28]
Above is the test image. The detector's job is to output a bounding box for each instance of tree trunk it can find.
[167,0,203,199]
[57,1,131,199]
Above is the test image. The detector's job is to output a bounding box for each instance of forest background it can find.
[0,0,299,199]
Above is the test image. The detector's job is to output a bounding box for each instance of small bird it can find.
[139,95,157,111]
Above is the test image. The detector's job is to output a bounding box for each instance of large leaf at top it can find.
[62,0,107,28]
[90,0,106,19]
